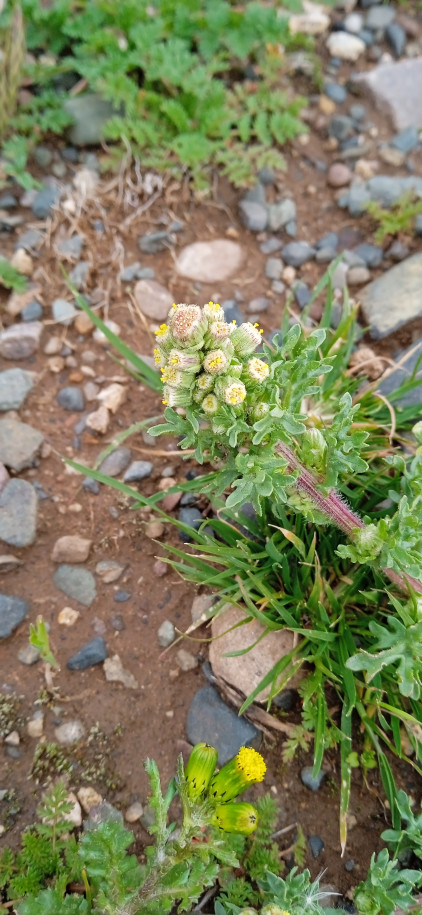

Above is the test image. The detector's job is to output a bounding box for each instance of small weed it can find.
[30,742,73,785]
[0,692,23,739]
[365,193,422,242]
[0,259,27,292]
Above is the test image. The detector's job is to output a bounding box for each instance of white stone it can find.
[10,248,33,276]
[97,382,127,413]
[190,593,215,624]
[51,535,92,563]
[176,648,198,671]
[176,240,244,283]
[86,405,110,434]
[58,606,80,626]
[133,279,173,321]
[73,168,100,198]
[66,792,83,827]
[54,720,85,744]
[353,57,422,131]
[103,654,139,689]
[27,715,44,738]
[289,1,330,35]
[93,320,121,343]
[77,786,102,813]
[326,31,365,61]
[125,801,144,823]
[4,730,20,746]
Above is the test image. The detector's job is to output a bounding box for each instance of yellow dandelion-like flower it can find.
[208,746,266,803]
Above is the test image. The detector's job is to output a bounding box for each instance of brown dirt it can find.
[1,46,422,909]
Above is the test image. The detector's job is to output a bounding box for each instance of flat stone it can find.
[64,93,118,146]
[54,565,97,606]
[69,261,90,290]
[77,786,103,813]
[210,604,299,703]
[323,81,347,103]
[265,257,284,280]
[176,240,244,283]
[158,619,176,647]
[123,460,153,483]
[391,125,420,154]
[95,560,126,583]
[97,383,126,413]
[178,507,202,542]
[267,198,296,231]
[18,644,40,666]
[125,801,143,823]
[86,405,109,434]
[133,279,173,321]
[0,418,43,472]
[191,593,215,624]
[0,593,29,638]
[57,235,84,258]
[0,321,43,359]
[67,637,107,670]
[360,253,422,338]
[378,340,422,407]
[353,243,383,268]
[301,766,326,791]
[54,720,85,744]
[98,447,131,477]
[103,654,138,688]
[21,301,43,322]
[309,835,325,858]
[0,553,21,573]
[51,535,92,563]
[186,685,261,765]
[326,31,365,61]
[239,199,268,232]
[32,185,61,220]
[327,163,352,188]
[366,6,396,30]
[16,228,44,252]
[52,299,78,324]
[0,368,33,410]
[353,58,422,131]
[385,22,406,58]
[282,241,316,267]
[138,231,174,254]
[347,265,371,285]
[0,479,37,547]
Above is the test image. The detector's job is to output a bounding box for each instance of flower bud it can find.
[352,523,384,561]
[244,357,270,383]
[153,347,167,369]
[203,349,229,375]
[170,304,207,347]
[205,320,234,348]
[261,906,292,915]
[231,322,263,357]
[301,427,327,473]
[201,394,220,415]
[252,402,270,421]
[154,323,173,350]
[167,349,201,374]
[203,301,225,323]
[196,372,215,394]
[162,385,192,408]
[211,803,259,835]
[161,366,194,389]
[208,746,266,803]
[184,742,218,801]
[221,378,247,406]
[412,421,422,445]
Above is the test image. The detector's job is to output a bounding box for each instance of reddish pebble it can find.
[161,491,182,512]
[327,162,352,188]
[153,559,168,577]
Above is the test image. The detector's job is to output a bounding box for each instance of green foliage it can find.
[217,795,280,908]
[29,617,59,669]
[354,848,422,915]
[0,257,28,292]
[365,193,422,242]
[5,0,311,188]
[381,790,422,863]
[215,867,339,914]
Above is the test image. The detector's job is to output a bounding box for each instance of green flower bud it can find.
[201,394,220,415]
[203,301,225,323]
[153,347,167,369]
[301,427,327,473]
[412,421,422,445]
[196,372,215,394]
[184,742,218,801]
[169,304,207,347]
[205,320,234,348]
[352,523,384,562]
[231,322,263,357]
[261,906,291,915]
[154,323,173,351]
[252,402,270,421]
[228,359,243,378]
[208,746,266,803]
[238,910,259,915]
[211,802,259,835]
[161,366,194,389]
[203,349,229,375]
[162,385,192,408]
[167,349,201,373]
[244,357,270,384]
[222,378,247,406]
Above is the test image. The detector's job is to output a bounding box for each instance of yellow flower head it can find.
[155,323,169,338]
[223,380,247,406]
[246,357,270,383]
[203,349,229,375]
[208,746,266,803]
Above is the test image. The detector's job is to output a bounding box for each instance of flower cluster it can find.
[154,302,269,422]
[184,743,266,835]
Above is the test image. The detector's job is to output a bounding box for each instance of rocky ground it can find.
[1,0,422,908]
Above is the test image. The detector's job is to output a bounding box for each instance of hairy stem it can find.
[274,441,422,596]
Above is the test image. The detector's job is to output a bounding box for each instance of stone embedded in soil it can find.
[57,235,84,258]
[86,405,110,434]
[210,604,300,702]
[347,265,371,285]
[327,163,352,188]
[176,649,198,671]
[123,460,153,483]
[51,535,92,563]
[114,590,131,602]
[0,593,29,639]
[57,386,85,412]
[133,279,173,321]
[96,560,126,583]
[326,31,365,60]
[145,519,165,538]
[158,619,176,648]
[52,298,78,324]
[191,593,215,624]
[0,479,37,547]
[354,243,383,268]
[0,463,9,496]
[0,554,21,574]
[186,685,261,765]
[301,766,326,791]
[138,231,174,254]
[386,22,406,58]
[176,239,244,283]
[125,801,144,823]
[378,340,422,407]
[0,368,33,410]
[32,184,61,219]
[282,241,316,267]
[67,636,107,670]
[391,125,420,154]
[103,654,139,689]
[54,564,97,607]
[58,606,80,626]
[98,447,131,477]
[27,714,44,738]
[267,199,296,231]
[77,786,103,813]
[352,57,422,131]
[97,382,126,413]
[0,321,43,359]
[22,301,43,322]
[365,5,396,30]
[238,200,268,232]
[0,418,43,472]
[178,507,202,542]
[309,835,325,859]
[359,253,422,338]
[64,93,118,146]
[54,719,85,744]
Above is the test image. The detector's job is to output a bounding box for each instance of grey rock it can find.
[329,115,354,141]
[309,835,325,858]
[176,240,244,283]
[178,507,202,542]
[186,685,261,765]
[62,147,79,162]
[18,643,40,665]
[54,565,97,606]
[344,12,363,33]
[158,619,176,648]
[0,479,37,547]
[54,720,85,743]
[0,593,29,639]
[272,688,295,711]
[98,447,131,477]
[343,250,366,268]
[366,5,396,30]
[244,183,267,205]
[247,296,270,314]
[69,261,89,290]
[265,257,283,280]
[345,859,356,872]
[52,299,78,324]
[34,146,53,168]
[67,637,107,669]
[349,103,366,122]
[347,265,371,285]
[358,28,374,46]
[180,492,198,507]
[0,321,43,359]
[316,246,337,263]
[133,278,173,321]
[294,282,311,309]
[415,214,422,237]
[123,460,153,482]
[360,253,422,338]
[114,590,131,602]
[32,185,61,220]
[260,238,283,255]
[271,280,286,295]
[0,194,17,208]
[83,477,100,494]
[378,340,422,407]
[0,418,43,472]
[0,368,33,410]
[282,241,316,267]
[57,235,84,258]
[353,57,422,131]
[301,766,326,791]
[285,220,297,238]
[57,387,85,411]
[120,262,142,281]
[221,300,244,325]
[323,82,347,103]
[267,198,296,231]
[316,232,338,250]
[138,231,174,254]
[385,22,406,58]
[386,239,410,261]
[239,199,268,232]
[354,243,383,268]
[258,167,276,186]
[344,183,371,216]
[16,228,44,252]
[21,300,43,322]
[391,126,419,154]
[64,93,118,146]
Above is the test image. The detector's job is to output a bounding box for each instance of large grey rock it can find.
[0,322,43,359]
[0,418,43,472]
[64,93,118,146]
[378,341,422,407]
[0,479,37,547]
[133,279,173,321]
[0,368,33,410]
[186,685,261,765]
[53,565,97,606]
[353,57,422,130]
[342,175,422,215]
[0,593,29,639]
[360,253,422,339]
[176,240,244,283]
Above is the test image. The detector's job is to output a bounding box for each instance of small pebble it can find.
[145,520,165,538]
[77,786,102,813]
[58,606,80,626]
[309,835,325,859]
[153,559,168,577]
[176,648,198,671]
[125,801,144,823]
[158,619,176,648]
[114,590,131,603]
[57,387,85,412]
[301,766,326,791]
[17,644,40,666]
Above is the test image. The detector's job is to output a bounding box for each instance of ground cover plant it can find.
[0,0,310,190]
[365,194,422,243]
[69,272,422,860]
